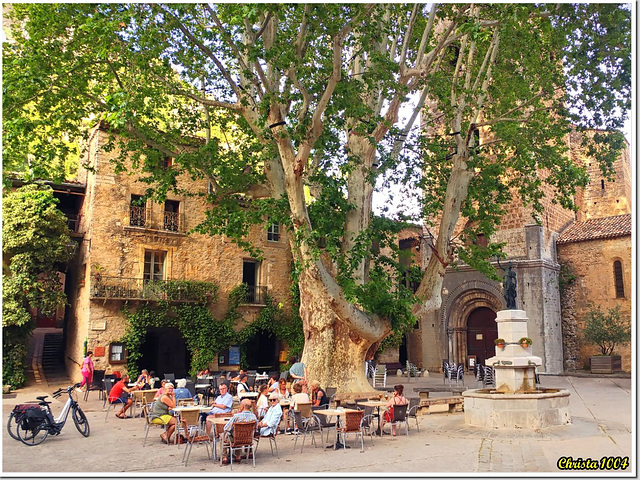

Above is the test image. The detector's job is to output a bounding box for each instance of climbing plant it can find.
[121,280,303,376]
[2,184,72,388]
[121,284,230,377]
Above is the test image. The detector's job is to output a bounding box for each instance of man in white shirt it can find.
[257,392,283,436]
[205,383,233,436]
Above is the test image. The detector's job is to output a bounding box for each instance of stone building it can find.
[397,131,632,374]
[62,124,293,381]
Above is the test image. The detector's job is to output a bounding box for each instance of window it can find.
[601,179,605,190]
[163,200,180,232]
[613,261,624,298]
[162,156,174,169]
[130,194,146,227]
[474,234,488,248]
[109,343,126,364]
[144,251,166,281]
[267,222,280,242]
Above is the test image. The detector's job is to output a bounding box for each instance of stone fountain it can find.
[463,309,571,429]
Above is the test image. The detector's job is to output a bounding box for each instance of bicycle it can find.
[12,382,90,446]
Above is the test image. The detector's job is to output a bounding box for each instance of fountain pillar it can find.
[486,309,541,393]
[462,309,570,429]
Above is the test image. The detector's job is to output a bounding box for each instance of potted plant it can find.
[583,305,630,374]
[494,338,506,349]
[518,337,533,348]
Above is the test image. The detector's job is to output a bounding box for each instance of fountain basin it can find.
[463,388,571,429]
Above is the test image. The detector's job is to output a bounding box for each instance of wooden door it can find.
[466,307,498,366]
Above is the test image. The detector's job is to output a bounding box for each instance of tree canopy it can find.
[3,3,631,389]
[2,184,72,386]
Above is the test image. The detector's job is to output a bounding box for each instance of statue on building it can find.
[497,257,517,309]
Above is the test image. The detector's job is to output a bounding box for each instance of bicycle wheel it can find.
[72,406,90,437]
[6,411,21,441]
[17,420,48,446]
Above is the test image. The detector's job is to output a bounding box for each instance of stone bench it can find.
[419,396,464,414]
[414,387,466,402]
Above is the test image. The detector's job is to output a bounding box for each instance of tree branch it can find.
[159,4,243,99]
[295,4,375,175]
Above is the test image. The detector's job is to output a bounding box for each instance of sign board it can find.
[468,355,477,368]
[228,346,241,365]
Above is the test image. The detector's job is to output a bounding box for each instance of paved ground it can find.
[2,373,634,475]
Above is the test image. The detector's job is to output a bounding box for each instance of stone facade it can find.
[557,234,631,372]
[64,126,293,380]
[404,131,631,375]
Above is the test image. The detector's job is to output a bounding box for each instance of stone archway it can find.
[444,287,502,367]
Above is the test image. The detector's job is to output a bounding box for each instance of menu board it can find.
[228,346,241,365]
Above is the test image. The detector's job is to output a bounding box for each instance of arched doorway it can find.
[244,330,280,371]
[444,284,503,367]
[139,326,190,378]
[466,307,498,366]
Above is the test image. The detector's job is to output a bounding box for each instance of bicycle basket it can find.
[21,408,47,430]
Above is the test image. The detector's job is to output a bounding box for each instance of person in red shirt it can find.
[108,374,139,418]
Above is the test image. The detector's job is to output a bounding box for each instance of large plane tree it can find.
[3,4,630,391]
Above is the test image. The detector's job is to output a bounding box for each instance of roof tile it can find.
[557,214,631,244]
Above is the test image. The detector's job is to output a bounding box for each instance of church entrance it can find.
[466,307,498,367]
[139,326,191,379]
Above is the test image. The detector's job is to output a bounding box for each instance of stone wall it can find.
[570,131,632,221]
[557,236,632,372]
[65,127,293,379]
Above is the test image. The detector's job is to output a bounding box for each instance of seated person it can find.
[236,374,252,398]
[267,374,279,392]
[310,380,329,407]
[257,392,283,437]
[221,399,257,465]
[198,368,210,377]
[135,369,151,389]
[204,383,233,436]
[149,382,180,444]
[255,384,269,418]
[290,382,310,411]
[109,374,139,419]
[174,378,192,401]
[231,369,246,382]
[274,378,290,400]
[383,384,408,436]
[154,379,167,399]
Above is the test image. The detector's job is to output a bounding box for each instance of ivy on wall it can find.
[121,280,304,376]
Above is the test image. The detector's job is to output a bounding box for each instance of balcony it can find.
[90,276,218,303]
[126,206,185,233]
[129,205,148,228]
[241,285,268,305]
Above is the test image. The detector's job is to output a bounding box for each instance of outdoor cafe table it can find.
[356,399,388,436]
[314,408,360,450]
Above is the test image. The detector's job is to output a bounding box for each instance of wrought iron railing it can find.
[243,285,268,305]
[126,206,184,233]
[91,276,218,303]
[163,210,180,232]
[129,205,148,228]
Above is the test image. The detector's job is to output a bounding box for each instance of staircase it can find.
[41,332,69,385]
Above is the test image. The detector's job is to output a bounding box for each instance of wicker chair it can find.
[181,408,212,466]
[337,410,365,452]
[221,421,257,470]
